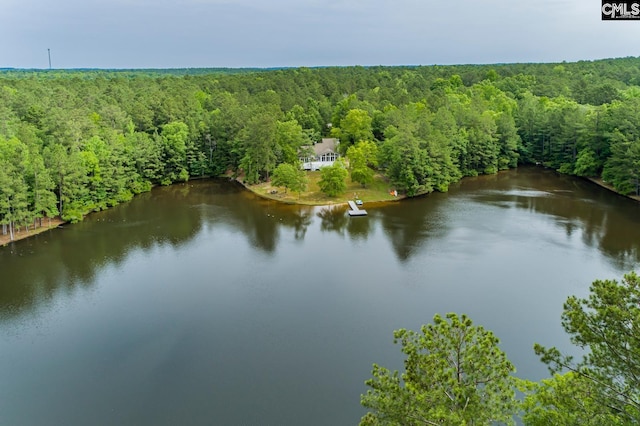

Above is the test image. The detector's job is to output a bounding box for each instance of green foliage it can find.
[347,140,378,187]
[573,148,599,176]
[43,143,88,222]
[160,121,189,185]
[602,132,640,195]
[239,112,278,184]
[275,119,305,165]
[4,60,640,418]
[271,163,308,195]
[534,271,640,423]
[520,372,627,425]
[379,130,431,196]
[331,108,374,152]
[361,313,518,425]
[2,57,640,229]
[350,165,374,189]
[0,137,30,238]
[318,159,348,197]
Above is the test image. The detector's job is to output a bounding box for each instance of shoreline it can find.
[585,177,640,203]
[235,171,404,206]
[0,217,66,246]
[3,171,636,247]
[241,171,640,207]
[238,179,405,206]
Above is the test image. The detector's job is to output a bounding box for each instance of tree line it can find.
[2,57,640,239]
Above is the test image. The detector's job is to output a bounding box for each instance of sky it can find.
[2,0,640,69]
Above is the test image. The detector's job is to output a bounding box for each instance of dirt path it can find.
[0,218,66,246]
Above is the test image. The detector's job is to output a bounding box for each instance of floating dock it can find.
[348,200,368,216]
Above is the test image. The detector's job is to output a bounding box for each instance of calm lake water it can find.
[1,166,639,425]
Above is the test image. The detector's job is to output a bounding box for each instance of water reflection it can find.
[0,183,207,321]
[316,205,373,240]
[378,195,450,262]
[464,168,640,270]
[317,205,348,235]
[1,168,639,324]
[1,168,640,426]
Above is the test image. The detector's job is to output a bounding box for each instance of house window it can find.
[321,152,336,162]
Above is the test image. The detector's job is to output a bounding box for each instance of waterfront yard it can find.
[248,171,401,205]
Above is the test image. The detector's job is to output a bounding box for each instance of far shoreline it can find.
[3,168,637,247]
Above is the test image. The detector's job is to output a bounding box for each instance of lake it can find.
[1,166,639,425]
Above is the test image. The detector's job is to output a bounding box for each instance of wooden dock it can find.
[348,200,367,216]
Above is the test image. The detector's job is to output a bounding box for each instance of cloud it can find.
[2,0,640,68]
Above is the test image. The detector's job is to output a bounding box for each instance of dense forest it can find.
[2,57,640,240]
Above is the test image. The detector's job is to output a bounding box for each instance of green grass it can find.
[248,171,402,205]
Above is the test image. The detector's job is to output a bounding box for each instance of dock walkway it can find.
[348,200,368,216]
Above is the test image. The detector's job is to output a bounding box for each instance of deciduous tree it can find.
[318,158,348,197]
[271,162,308,196]
[239,113,278,184]
[160,121,189,185]
[275,119,305,165]
[347,140,378,187]
[331,108,374,153]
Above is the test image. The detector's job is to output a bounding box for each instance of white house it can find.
[300,138,340,171]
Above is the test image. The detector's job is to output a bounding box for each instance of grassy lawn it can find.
[248,171,402,205]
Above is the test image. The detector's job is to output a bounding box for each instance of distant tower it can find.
[48,48,52,69]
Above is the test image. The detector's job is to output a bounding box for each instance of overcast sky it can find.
[2,0,640,69]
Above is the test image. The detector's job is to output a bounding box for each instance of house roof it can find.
[312,138,339,156]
